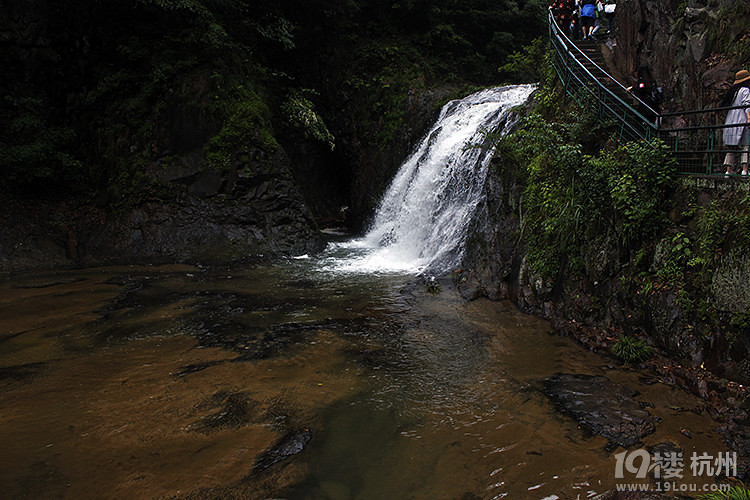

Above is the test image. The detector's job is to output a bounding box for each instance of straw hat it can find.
[734,69,750,85]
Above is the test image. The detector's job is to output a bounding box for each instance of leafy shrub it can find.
[611,335,653,364]
[282,90,335,150]
[698,485,750,500]
[498,37,549,84]
[205,87,278,171]
[0,96,82,189]
[503,109,677,281]
[602,140,677,247]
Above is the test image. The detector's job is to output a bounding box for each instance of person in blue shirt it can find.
[580,0,597,39]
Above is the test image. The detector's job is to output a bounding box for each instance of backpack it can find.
[581,3,596,17]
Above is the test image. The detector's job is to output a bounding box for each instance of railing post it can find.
[707,129,714,175]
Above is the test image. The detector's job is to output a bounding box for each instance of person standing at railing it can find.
[569,0,581,40]
[721,69,750,176]
[626,64,663,125]
[604,0,616,32]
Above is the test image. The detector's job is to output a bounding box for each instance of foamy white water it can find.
[330,84,536,274]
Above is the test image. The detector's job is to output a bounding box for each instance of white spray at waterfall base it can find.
[331,84,537,274]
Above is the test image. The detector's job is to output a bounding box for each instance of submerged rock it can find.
[544,373,656,447]
[189,391,260,433]
[253,428,312,474]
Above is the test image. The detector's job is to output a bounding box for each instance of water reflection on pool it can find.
[0,256,727,499]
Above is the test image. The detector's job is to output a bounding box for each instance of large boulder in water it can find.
[544,373,656,447]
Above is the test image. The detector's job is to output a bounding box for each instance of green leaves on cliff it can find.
[606,141,676,246]
[507,112,677,280]
[0,96,82,189]
[498,37,550,84]
[281,91,335,150]
[1,0,551,202]
[206,86,278,171]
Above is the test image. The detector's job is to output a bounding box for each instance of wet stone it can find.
[647,441,684,488]
[0,362,46,388]
[189,391,260,433]
[544,373,656,447]
[253,428,312,474]
[11,277,87,289]
[175,360,227,376]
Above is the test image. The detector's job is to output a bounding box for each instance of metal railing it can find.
[659,106,750,175]
[547,11,748,177]
[548,10,658,144]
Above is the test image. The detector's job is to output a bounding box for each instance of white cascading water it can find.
[333,84,536,274]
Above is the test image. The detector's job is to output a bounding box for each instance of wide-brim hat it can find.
[734,69,750,85]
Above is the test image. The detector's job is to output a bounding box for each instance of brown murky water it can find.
[0,256,730,499]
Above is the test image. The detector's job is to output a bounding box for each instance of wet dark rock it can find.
[340,87,458,230]
[544,373,656,447]
[190,392,259,433]
[187,307,339,360]
[175,361,227,377]
[0,209,72,273]
[720,422,750,480]
[648,440,682,459]
[647,441,684,490]
[11,277,86,289]
[0,147,325,273]
[102,276,146,288]
[252,428,312,474]
[0,362,46,388]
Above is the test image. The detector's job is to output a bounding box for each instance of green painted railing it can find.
[548,11,748,177]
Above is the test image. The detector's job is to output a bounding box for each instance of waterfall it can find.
[334,84,536,274]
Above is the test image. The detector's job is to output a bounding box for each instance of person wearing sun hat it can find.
[721,69,750,176]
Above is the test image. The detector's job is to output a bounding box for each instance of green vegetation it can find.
[0,97,82,190]
[0,0,548,207]
[492,25,750,364]
[498,37,549,84]
[426,277,442,294]
[610,335,653,364]
[499,108,677,281]
[621,191,750,326]
[205,85,278,172]
[698,485,750,500]
[281,90,335,151]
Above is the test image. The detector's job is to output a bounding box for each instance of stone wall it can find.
[610,0,750,112]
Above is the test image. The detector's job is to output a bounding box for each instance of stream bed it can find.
[0,248,731,499]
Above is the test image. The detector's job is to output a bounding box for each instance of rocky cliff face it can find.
[84,150,326,266]
[610,0,750,111]
[0,0,456,270]
[0,1,324,271]
[339,87,457,231]
[0,145,326,272]
[461,145,750,375]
